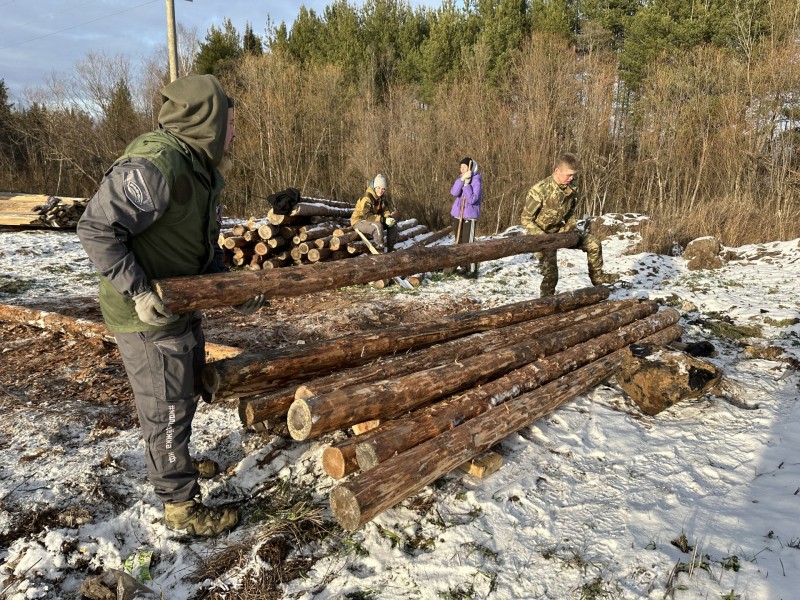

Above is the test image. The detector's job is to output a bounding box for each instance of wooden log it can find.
[240,299,628,430]
[289,202,353,219]
[294,299,637,402]
[356,312,682,471]
[223,236,248,249]
[0,304,242,361]
[302,196,356,210]
[261,257,290,269]
[314,235,333,249]
[287,301,659,440]
[329,325,682,531]
[203,285,607,399]
[0,194,85,228]
[307,248,332,262]
[231,224,247,236]
[254,242,270,256]
[394,225,428,244]
[346,241,367,255]
[407,226,454,248]
[267,237,287,249]
[297,222,339,241]
[153,232,581,313]
[322,438,361,479]
[333,226,354,236]
[257,223,280,240]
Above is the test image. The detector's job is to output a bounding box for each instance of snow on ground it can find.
[1,214,799,599]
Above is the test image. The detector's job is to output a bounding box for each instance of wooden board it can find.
[458,450,504,479]
[0,193,84,227]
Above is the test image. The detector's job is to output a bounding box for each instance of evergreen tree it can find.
[475,0,529,84]
[195,19,242,75]
[243,22,263,56]
[103,78,140,148]
[419,1,469,96]
[529,0,578,38]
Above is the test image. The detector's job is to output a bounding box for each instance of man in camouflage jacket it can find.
[521,152,618,297]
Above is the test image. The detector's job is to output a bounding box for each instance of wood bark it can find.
[0,304,241,361]
[356,313,682,470]
[240,297,629,428]
[329,326,682,531]
[203,285,608,400]
[407,226,454,247]
[294,299,636,402]
[287,301,658,440]
[155,232,581,313]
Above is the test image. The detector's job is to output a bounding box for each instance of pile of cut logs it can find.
[200,285,682,530]
[219,197,451,270]
[0,193,87,228]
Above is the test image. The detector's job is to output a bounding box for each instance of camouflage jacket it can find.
[520,175,578,235]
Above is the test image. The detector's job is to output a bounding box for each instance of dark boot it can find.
[164,498,239,537]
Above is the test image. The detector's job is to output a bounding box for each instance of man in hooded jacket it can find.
[77,74,265,537]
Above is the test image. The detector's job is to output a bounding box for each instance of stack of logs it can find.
[200,286,682,530]
[219,197,451,270]
[0,193,87,228]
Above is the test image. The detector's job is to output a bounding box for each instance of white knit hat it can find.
[373,174,388,189]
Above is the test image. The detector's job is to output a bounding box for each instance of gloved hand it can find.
[384,216,396,228]
[133,290,178,326]
[460,171,472,184]
[233,294,270,315]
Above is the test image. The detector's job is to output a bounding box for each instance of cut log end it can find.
[294,385,314,401]
[287,399,313,440]
[322,447,350,479]
[355,442,380,472]
[330,485,362,531]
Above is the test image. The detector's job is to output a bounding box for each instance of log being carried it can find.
[153,232,581,313]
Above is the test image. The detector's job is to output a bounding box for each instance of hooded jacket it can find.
[77,74,231,332]
[450,160,483,220]
[350,186,393,226]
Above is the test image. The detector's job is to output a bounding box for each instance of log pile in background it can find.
[218,196,446,271]
[0,193,87,228]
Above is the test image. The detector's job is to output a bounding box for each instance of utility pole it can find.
[166,0,192,82]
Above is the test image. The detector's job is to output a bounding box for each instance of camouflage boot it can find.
[163,498,239,537]
[192,458,220,479]
[589,271,620,285]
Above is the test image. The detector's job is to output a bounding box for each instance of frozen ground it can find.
[0,214,799,599]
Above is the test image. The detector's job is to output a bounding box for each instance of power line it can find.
[0,0,160,51]
[0,0,103,35]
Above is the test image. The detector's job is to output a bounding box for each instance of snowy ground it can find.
[1,214,799,599]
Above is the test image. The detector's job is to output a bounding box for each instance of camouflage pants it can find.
[534,232,604,296]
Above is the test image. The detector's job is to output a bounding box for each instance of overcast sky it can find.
[0,0,340,106]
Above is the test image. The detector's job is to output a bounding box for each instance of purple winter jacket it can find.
[450,171,483,220]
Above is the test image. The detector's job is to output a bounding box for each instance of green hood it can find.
[158,74,230,170]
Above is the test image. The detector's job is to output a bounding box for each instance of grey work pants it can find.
[353,220,397,251]
[115,316,206,504]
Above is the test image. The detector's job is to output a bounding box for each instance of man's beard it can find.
[218,152,234,174]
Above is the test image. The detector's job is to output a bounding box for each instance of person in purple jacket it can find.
[449,157,483,277]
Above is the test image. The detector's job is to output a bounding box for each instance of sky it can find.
[1,213,800,598]
[0,0,341,106]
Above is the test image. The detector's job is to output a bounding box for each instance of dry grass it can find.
[186,484,332,600]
